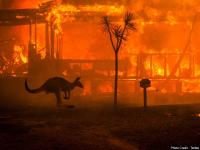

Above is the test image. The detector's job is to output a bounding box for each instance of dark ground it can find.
[0,102,200,150]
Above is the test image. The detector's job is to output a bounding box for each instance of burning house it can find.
[0,0,200,98]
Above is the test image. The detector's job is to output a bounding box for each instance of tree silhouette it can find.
[102,12,136,107]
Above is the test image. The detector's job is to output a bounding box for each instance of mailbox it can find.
[140,79,151,88]
[140,78,151,109]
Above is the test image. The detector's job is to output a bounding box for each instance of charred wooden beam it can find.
[0,9,47,26]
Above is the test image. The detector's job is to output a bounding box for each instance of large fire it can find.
[47,4,80,35]
[1,0,200,94]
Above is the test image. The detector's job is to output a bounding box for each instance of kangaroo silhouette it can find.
[25,77,83,107]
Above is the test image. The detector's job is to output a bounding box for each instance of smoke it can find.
[0,0,40,9]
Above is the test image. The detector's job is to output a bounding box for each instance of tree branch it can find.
[103,16,116,51]
[108,26,116,51]
[116,25,127,53]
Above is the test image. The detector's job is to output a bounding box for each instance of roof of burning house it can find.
[0,9,46,26]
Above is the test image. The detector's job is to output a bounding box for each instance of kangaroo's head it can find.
[74,77,83,88]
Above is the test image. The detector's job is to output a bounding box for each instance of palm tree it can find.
[102,12,136,107]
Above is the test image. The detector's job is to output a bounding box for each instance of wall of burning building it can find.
[1,0,200,96]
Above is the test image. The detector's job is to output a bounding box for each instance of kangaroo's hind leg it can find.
[68,91,70,100]
[64,91,67,99]
[55,91,62,107]
[64,91,70,100]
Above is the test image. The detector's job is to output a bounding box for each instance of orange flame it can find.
[79,4,124,15]
[47,4,124,35]
[13,45,28,64]
[47,4,79,34]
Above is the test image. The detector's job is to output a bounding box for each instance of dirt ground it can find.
[0,101,200,150]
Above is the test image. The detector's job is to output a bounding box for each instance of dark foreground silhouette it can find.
[25,77,83,107]
[0,104,200,150]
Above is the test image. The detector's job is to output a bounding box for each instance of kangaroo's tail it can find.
[25,79,43,94]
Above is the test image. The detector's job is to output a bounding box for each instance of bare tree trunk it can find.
[103,12,135,107]
[114,52,118,107]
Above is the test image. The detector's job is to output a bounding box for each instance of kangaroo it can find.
[25,77,83,107]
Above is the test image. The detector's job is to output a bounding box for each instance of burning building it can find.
[0,0,200,97]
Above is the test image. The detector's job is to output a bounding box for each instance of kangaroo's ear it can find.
[75,77,81,81]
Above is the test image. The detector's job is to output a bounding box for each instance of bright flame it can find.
[47,4,79,34]
[47,4,124,35]
[2,1,200,94]
[13,45,28,64]
[80,4,124,15]
[153,64,164,76]
[166,11,178,25]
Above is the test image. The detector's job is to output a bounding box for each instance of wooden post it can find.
[136,55,139,78]
[60,35,63,59]
[45,22,50,59]
[143,87,147,109]
[28,21,32,75]
[150,55,153,77]
[56,35,59,59]
[193,55,195,77]
[29,21,32,44]
[140,79,151,110]
[164,56,167,78]
[50,20,54,59]
[35,12,37,52]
